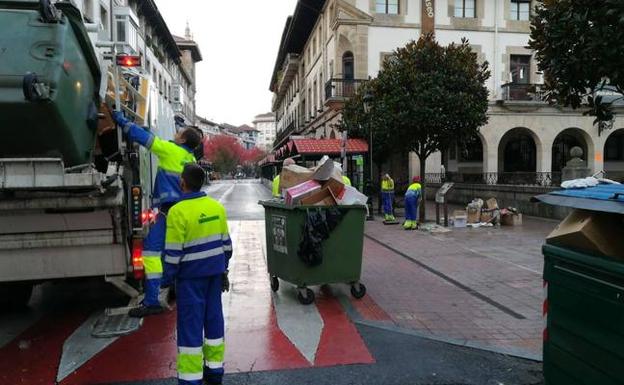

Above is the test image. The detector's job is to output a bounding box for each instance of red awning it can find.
[291,139,368,156]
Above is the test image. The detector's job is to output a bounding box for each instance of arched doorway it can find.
[498,128,537,172]
[604,128,624,182]
[552,128,589,172]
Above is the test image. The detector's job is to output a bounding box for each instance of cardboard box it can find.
[323,177,346,197]
[285,180,321,205]
[300,187,337,206]
[467,209,480,224]
[334,185,368,205]
[486,198,499,210]
[546,209,624,259]
[280,165,315,191]
[501,213,522,226]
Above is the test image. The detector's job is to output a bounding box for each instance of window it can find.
[454,0,475,18]
[116,19,126,42]
[84,0,94,22]
[605,131,624,161]
[510,55,531,84]
[510,0,530,21]
[376,0,399,14]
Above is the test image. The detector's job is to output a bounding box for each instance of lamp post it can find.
[363,91,374,220]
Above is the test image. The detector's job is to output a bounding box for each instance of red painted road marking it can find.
[0,312,88,385]
[314,292,375,367]
[350,293,393,323]
[60,309,177,385]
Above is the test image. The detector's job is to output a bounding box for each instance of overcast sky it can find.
[155,0,297,126]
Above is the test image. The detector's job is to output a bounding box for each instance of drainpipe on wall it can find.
[493,0,499,99]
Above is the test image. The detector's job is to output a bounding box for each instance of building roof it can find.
[173,35,203,62]
[196,115,220,127]
[229,124,260,134]
[135,0,182,64]
[269,0,327,91]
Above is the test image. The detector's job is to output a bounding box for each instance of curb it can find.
[337,295,543,363]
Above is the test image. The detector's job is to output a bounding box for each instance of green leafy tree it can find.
[355,34,490,221]
[342,78,395,190]
[529,0,624,131]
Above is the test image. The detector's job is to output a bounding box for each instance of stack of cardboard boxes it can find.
[277,158,368,207]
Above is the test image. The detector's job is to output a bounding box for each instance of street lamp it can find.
[363,91,374,220]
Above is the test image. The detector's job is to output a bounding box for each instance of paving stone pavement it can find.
[359,206,558,360]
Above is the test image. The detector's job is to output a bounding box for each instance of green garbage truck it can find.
[0,0,158,307]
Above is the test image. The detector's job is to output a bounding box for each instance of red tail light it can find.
[132,239,144,280]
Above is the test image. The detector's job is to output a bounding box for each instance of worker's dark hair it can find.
[181,127,202,150]
[181,163,205,192]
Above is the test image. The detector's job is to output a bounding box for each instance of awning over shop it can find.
[272,138,369,161]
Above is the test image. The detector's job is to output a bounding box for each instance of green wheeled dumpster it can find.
[534,184,624,385]
[0,0,102,166]
[543,244,624,385]
[260,200,367,305]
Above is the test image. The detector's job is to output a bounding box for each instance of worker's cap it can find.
[412,176,421,183]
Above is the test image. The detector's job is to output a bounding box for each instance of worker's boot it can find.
[128,303,164,318]
[403,220,412,230]
[411,222,419,230]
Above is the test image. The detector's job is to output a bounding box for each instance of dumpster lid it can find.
[532,183,624,214]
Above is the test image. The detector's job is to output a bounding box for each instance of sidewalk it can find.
[355,202,556,360]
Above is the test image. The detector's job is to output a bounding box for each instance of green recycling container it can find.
[0,0,102,166]
[543,244,624,385]
[260,200,367,305]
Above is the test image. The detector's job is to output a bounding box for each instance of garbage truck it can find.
[0,0,164,307]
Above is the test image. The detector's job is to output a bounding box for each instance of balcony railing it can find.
[325,78,365,100]
[425,172,562,186]
[501,83,546,102]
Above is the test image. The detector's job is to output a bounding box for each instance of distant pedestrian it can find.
[162,164,233,385]
[404,176,422,230]
[381,173,396,221]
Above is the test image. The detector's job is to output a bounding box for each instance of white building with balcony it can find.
[253,112,277,150]
[269,0,624,186]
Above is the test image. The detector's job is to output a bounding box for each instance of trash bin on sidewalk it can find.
[533,184,624,385]
[259,200,367,305]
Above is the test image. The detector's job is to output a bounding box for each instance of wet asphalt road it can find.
[204,179,271,220]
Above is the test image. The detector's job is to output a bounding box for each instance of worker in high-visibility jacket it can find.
[162,164,232,385]
[404,176,422,230]
[381,173,396,221]
[113,111,201,318]
[272,158,295,198]
[342,174,352,186]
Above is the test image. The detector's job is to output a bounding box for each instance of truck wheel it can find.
[0,283,34,309]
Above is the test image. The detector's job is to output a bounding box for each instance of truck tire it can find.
[0,283,34,309]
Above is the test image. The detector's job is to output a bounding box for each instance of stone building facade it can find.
[270,0,624,184]
[253,112,277,150]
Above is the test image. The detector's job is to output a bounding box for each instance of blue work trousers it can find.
[405,192,420,222]
[382,191,394,215]
[177,276,225,385]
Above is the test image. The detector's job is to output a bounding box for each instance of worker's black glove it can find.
[221,271,230,293]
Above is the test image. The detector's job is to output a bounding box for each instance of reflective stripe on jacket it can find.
[124,123,196,207]
[381,178,394,192]
[163,192,233,281]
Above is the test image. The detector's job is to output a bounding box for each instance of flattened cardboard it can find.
[547,209,624,259]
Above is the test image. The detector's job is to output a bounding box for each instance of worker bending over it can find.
[113,112,201,317]
[381,173,396,221]
[272,157,295,198]
[162,164,232,385]
[404,176,422,230]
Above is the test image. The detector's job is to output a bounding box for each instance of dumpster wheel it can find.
[270,276,279,292]
[350,283,367,299]
[297,288,315,305]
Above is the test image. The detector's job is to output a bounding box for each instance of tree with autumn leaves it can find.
[203,135,266,176]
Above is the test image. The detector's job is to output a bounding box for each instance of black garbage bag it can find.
[298,207,344,267]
